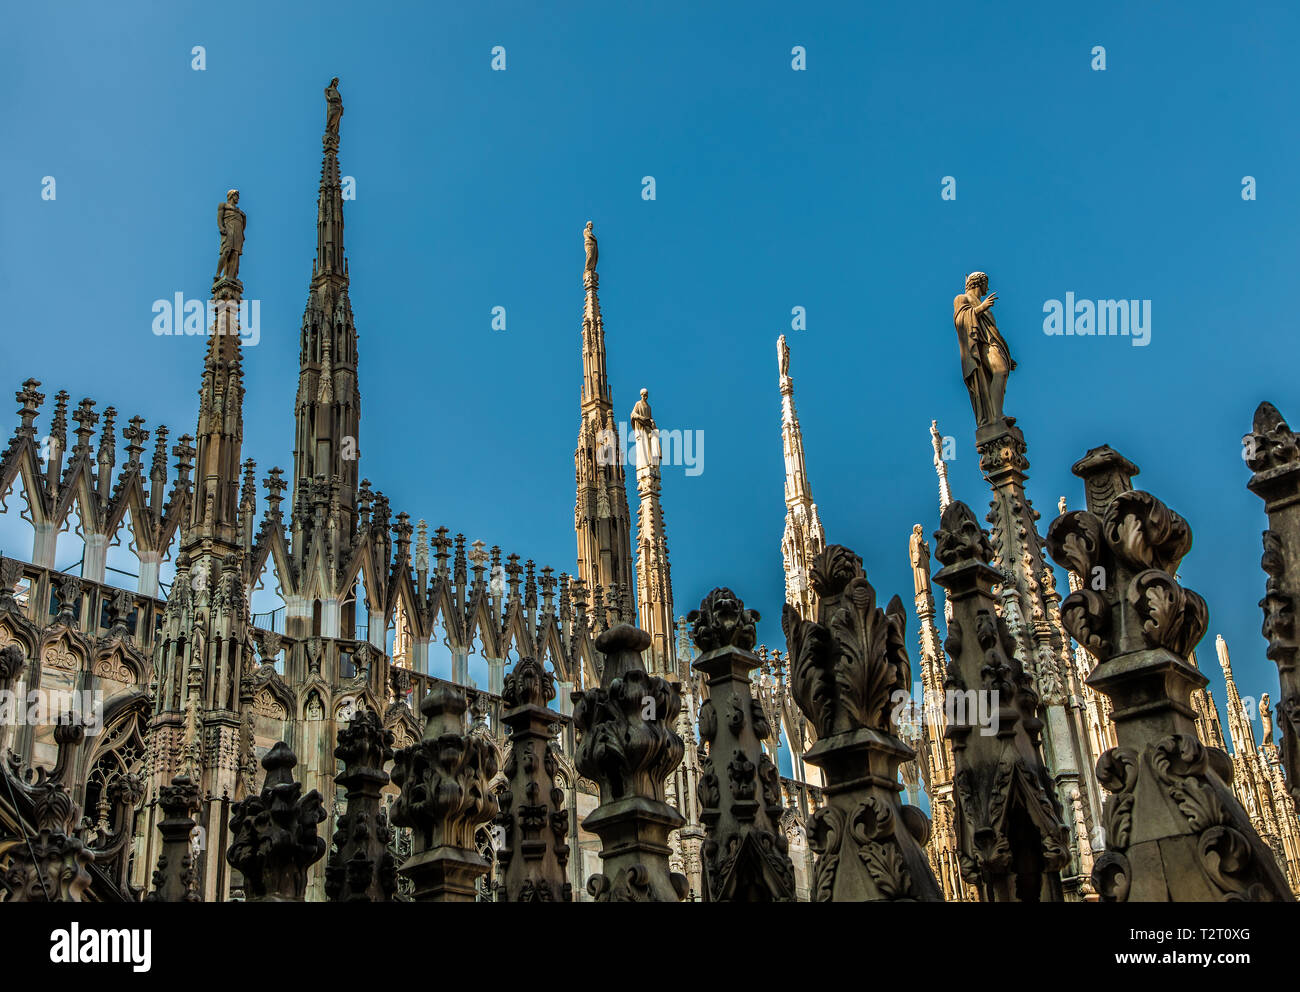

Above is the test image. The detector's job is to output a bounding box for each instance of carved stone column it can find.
[1245,402,1300,810]
[494,657,572,901]
[390,685,499,901]
[932,501,1069,901]
[226,742,326,902]
[781,545,943,901]
[572,623,688,901]
[145,774,203,902]
[688,589,796,901]
[325,708,397,902]
[1047,468,1294,901]
[977,420,1089,846]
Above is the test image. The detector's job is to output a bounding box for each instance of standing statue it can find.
[778,334,790,377]
[583,221,598,273]
[953,271,1015,428]
[215,189,246,283]
[630,388,658,468]
[325,77,343,135]
[909,523,930,597]
[1261,692,1275,747]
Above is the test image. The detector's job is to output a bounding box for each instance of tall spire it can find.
[631,388,674,675]
[930,419,952,513]
[186,190,249,553]
[292,77,360,559]
[1217,634,1257,754]
[573,221,635,616]
[778,335,824,620]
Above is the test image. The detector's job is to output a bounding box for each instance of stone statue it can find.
[1261,692,1275,747]
[631,388,653,433]
[630,388,658,468]
[583,221,598,273]
[909,523,930,596]
[325,77,343,135]
[953,271,1015,428]
[215,189,246,283]
[778,334,790,377]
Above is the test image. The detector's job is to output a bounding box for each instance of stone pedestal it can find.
[572,624,688,901]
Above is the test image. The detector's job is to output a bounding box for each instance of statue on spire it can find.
[583,220,598,274]
[215,189,246,283]
[325,77,343,136]
[778,334,790,377]
[953,271,1015,428]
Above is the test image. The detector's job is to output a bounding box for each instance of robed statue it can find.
[953,271,1015,428]
[215,189,246,283]
[584,221,598,274]
[325,77,343,136]
[908,524,930,597]
[778,334,790,377]
[630,388,659,468]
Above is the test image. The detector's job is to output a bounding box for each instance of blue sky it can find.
[4,1,1299,756]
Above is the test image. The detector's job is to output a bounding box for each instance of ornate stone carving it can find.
[933,501,1069,901]
[390,685,499,901]
[226,742,326,902]
[572,623,688,901]
[688,589,796,901]
[325,707,397,902]
[782,545,942,901]
[494,656,572,901]
[1,722,94,903]
[145,774,203,902]
[1245,401,1300,810]
[1047,464,1293,901]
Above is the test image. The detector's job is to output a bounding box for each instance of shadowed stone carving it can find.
[782,545,943,901]
[1245,402,1300,811]
[390,685,499,901]
[325,707,397,902]
[145,774,203,902]
[494,656,572,901]
[572,623,688,901]
[1047,456,1293,901]
[226,741,326,902]
[933,501,1069,901]
[0,737,94,902]
[688,588,796,901]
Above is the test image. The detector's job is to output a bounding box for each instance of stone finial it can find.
[933,500,1069,901]
[145,774,203,902]
[390,685,499,901]
[688,587,759,653]
[1070,444,1140,516]
[226,742,327,902]
[572,624,688,901]
[494,657,572,901]
[1047,480,1293,901]
[690,588,795,901]
[325,708,397,902]
[781,544,942,901]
